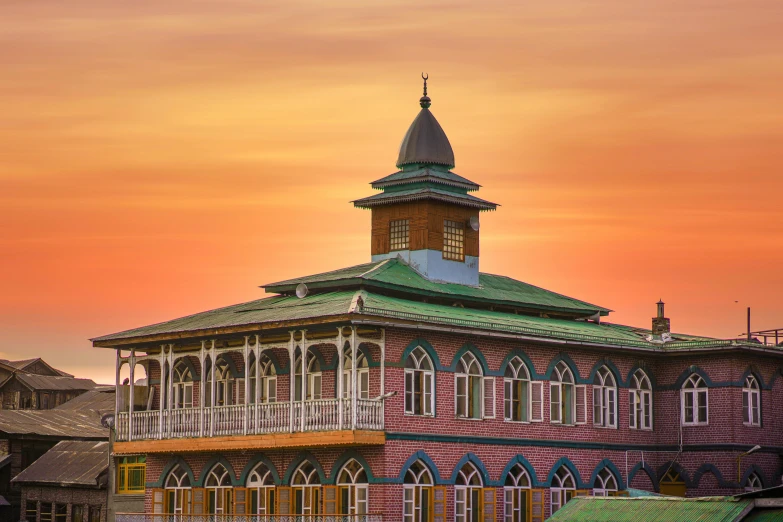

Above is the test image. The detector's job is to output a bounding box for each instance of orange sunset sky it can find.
[2,1,782,384]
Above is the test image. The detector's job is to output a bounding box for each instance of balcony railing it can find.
[116,399,384,441]
[116,516,382,522]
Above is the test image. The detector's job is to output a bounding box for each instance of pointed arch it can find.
[238,454,281,486]
[692,464,731,488]
[196,456,238,486]
[214,352,241,379]
[396,451,444,484]
[252,349,287,375]
[171,356,199,381]
[148,457,196,488]
[668,366,714,390]
[657,462,691,487]
[449,343,491,375]
[625,364,656,389]
[282,451,327,486]
[546,458,585,487]
[544,354,583,382]
[741,465,767,489]
[449,453,492,486]
[500,455,540,487]
[329,450,378,484]
[397,338,444,370]
[627,462,657,491]
[588,359,623,387]
[589,459,626,490]
[500,350,538,379]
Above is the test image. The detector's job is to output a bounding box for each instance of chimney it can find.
[652,300,671,338]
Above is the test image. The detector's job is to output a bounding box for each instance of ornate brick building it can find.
[94,79,783,522]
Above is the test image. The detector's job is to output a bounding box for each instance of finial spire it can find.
[420,73,431,109]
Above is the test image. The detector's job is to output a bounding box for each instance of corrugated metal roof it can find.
[0,391,111,438]
[548,496,752,522]
[371,167,480,191]
[0,358,73,377]
[15,373,96,391]
[744,508,783,521]
[55,388,115,413]
[12,440,108,486]
[352,186,497,210]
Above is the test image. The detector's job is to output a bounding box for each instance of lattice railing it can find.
[116,515,382,522]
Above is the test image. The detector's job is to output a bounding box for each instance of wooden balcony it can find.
[113,399,385,453]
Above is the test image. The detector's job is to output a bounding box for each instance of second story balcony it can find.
[113,327,386,450]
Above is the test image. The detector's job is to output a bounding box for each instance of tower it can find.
[353,76,498,286]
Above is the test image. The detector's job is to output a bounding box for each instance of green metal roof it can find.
[744,508,783,521]
[371,167,480,192]
[264,259,609,317]
[352,186,498,210]
[548,497,752,522]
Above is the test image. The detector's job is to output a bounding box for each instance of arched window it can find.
[745,472,762,492]
[403,460,434,522]
[291,461,321,515]
[343,348,369,400]
[337,459,369,515]
[593,468,618,496]
[681,374,708,426]
[455,462,483,522]
[294,352,322,401]
[504,463,531,522]
[743,375,761,426]
[659,470,686,497]
[592,366,617,428]
[456,352,492,419]
[163,465,191,515]
[206,358,236,407]
[504,357,530,422]
[550,466,576,514]
[205,463,233,514]
[247,462,276,515]
[249,354,277,404]
[629,369,652,430]
[172,361,194,409]
[405,347,434,416]
[551,362,580,425]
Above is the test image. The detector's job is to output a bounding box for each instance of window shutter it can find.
[268,376,277,402]
[405,371,414,413]
[322,485,338,514]
[424,372,434,415]
[575,385,587,424]
[433,485,447,522]
[483,487,496,520]
[593,386,602,426]
[182,489,192,515]
[190,488,206,515]
[151,489,165,514]
[504,380,512,420]
[232,487,249,514]
[530,381,543,422]
[456,375,467,417]
[277,486,292,514]
[608,388,617,428]
[483,377,496,419]
[530,489,545,522]
[629,390,637,429]
[550,383,561,423]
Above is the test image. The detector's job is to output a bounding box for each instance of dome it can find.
[396,103,455,169]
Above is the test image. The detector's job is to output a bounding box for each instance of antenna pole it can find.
[747,307,751,341]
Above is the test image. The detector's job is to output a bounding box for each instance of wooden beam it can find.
[112,430,385,455]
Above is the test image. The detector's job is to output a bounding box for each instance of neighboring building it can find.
[92,80,783,522]
[13,440,108,522]
[0,388,112,520]
[0,358,96,410]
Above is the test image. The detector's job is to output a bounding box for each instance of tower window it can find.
[443,219,465,261]
[390,219,410,250]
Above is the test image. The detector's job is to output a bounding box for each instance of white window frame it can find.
[294,354,322,401]
[550,362,578,425]
[164,465,192,515]
[550,467,575,514]
[246,462,276,515]
[337,459,369,515]
[404,347,435,416]
[454,462,483,522]
[592,366,617,429]
[403,460,434,522]
[681,374,708,426]
[504,464,531,522]
[343,350,369,400]
[504,357,531,423]
[455,352,492,420]
[742,375,761,427]
[592,469,618,496]
[629,369,653,430]
[250,354,277,404]
[172,361,194,409]
[745,472,762,492]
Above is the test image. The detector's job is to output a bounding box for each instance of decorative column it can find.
[243,336,250,436]
[288,331,295,433]
[158,347,166,439]
[115,350,121,417]
[337,328,344,430]
[255,335,261,433]
[128,349,135,441]
[167,345,174,437]
[199,341,206,437]
[209,340,216,437]
[300,330,307,432]
[380,328,386,397]
[351,327,358,429]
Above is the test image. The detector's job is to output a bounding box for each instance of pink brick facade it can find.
[129,325,783,521]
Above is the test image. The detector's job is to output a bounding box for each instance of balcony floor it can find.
[112,429,386,455]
